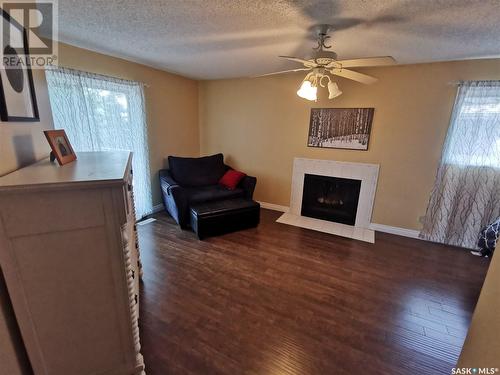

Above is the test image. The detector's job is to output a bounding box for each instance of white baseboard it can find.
[368,223,421,239]
[152,203,164,213]
[259,201,421,240]
[258,201,289,212]
[137,217,157,226]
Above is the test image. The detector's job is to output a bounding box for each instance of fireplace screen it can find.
[301,174,361,225]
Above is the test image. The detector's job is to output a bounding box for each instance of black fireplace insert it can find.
[301,174,361,225]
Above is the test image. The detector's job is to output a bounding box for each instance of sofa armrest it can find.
[159,169,178,188]
[159,169,185,200]
[159,169,189,227]
[240,175,257,199]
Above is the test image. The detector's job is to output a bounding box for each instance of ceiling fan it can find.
[258,25,396,101]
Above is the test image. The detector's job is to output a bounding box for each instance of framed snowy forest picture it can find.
[307,108,374,150]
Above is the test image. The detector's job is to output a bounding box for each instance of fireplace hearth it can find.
[301,174,361,225]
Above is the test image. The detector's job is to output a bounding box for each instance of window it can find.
[443,82,500,167]
[420,81,500,249]
[46,67,152,218]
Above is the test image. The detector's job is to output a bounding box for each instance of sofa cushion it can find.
[168,153,226,187]
[185,185,245,205]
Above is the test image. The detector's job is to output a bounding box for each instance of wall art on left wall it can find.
[0,10,39,122]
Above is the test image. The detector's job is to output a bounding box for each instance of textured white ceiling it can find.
[55,0,500,79]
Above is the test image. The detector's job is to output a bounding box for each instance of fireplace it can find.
[277,158,379,242]
[301,174,361,226]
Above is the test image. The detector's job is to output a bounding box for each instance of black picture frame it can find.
[307,108,374,151]
[0,9,39,122]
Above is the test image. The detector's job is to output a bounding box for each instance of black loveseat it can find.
[159,153,257,228]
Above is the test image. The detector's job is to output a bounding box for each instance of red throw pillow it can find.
[219,169,246,190]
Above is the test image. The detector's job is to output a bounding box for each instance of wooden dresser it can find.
[0,151,145,375]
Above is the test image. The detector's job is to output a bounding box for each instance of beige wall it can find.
[459,251,500,368]
[199,59,500,230]
[57,42,200,205]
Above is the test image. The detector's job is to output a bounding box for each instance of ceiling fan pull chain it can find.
[319,74,330,88]
[314,33,332,51]
[313,39,321,51]
[322,35,332,49]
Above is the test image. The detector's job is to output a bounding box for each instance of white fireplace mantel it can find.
[277,158,380,243]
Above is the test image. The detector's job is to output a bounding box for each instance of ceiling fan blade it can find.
[332,56,396,69]
[279,56,318,68]
[330,68,378,85]
[254,68,311,78]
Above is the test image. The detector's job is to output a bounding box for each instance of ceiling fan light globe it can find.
[328,81,342,99]
[297,81,317,101]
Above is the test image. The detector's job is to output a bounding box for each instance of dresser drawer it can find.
[0,189,105,238]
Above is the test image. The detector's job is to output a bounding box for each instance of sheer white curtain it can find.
[46,67,152,218]
[420,81,500,248]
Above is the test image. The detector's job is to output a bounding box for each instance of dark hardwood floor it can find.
[138,209,489,375]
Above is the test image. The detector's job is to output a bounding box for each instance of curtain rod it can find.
[46,65,151,88]
[448,80,500,86]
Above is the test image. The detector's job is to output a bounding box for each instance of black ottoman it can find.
[190,198,260,239]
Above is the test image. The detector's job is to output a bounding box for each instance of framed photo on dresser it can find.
[44,129,77,165]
